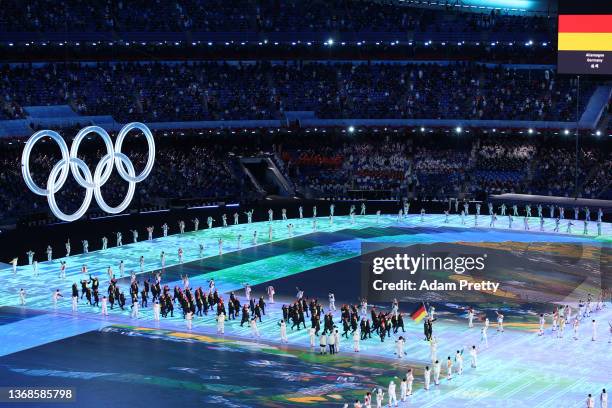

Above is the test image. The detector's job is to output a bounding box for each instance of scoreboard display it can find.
[557,1,612,75]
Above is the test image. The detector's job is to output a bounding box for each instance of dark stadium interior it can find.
[1,2,612,408]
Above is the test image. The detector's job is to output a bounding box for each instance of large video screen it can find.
[558,1,612,75]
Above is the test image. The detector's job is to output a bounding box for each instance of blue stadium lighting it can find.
[326,38,334,46]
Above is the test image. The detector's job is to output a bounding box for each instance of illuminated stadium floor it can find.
[0,214,610,407]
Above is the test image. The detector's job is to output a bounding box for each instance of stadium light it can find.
[564,129,570,135]
[420,127,425,132]
[528,128,534,134]
[348,126,355,133]
[596,130,601,136]
[326,38,334,46]
[455,126,462,134]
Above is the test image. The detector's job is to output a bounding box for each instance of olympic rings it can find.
[21,122,155,222]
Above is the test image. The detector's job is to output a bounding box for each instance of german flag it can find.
[410,304,427,323]
[558,15,612,52]
[557,1,612,74]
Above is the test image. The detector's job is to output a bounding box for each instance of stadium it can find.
[0,1,610,407]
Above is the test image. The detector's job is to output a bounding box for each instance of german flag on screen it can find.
[558,15,612,52]
[557,1,612,74]
[410,304,427,323]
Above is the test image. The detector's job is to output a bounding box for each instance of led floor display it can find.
[0,215,610,407]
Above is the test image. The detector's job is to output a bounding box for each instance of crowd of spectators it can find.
[1,129,608,223]
[280,133,609,201]
[463,136,536,195]
[0,0,555,35]
[413,146,468,198]
[0,61,591,123]
[283,139,411,197]
[0,133,239,221]
[529,146,610,199]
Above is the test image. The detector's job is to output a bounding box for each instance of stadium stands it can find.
[0,62,592,123]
